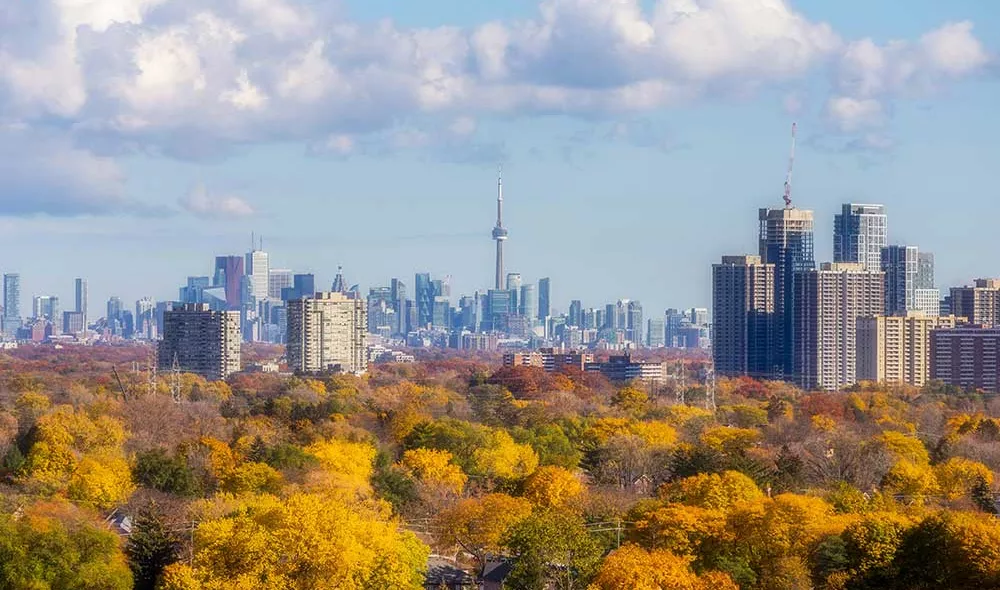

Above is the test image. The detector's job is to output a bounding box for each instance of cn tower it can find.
[491,166,508,290]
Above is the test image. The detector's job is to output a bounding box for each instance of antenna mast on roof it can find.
[783,122,797,209]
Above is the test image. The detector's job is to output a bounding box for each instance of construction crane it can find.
[783,122,797,209]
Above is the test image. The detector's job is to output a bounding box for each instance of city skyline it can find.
[0,1,998,314]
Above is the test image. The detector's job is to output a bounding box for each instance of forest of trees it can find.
[3,345,1000,589]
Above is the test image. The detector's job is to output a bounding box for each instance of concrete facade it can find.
[287,292,368,375]
[158,303,241,381]
[857,313,966,387]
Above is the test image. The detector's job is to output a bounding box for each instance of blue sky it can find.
[0,0,998,317]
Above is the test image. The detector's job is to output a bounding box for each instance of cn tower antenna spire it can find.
[783,122,797,209]
[492,164,509,290]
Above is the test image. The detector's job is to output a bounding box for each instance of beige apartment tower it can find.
[712,255,776,378]
[950,279,1000,326]
[856,313,967,387]
[158,303,241,381]
[793,263,884,391]
[287,292,368,375]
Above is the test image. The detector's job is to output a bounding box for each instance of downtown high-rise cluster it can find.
[714,199,1000,393]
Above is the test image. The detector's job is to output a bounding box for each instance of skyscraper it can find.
[107,296,123,326]
[506,273,521,314]
[136,297,156,339]
[74,278,88,336]
[626,300,644,345]
[415,273,434,329]
[268,269,293,300]
[881,245,918,316]
[538,278,551,320]
[287,292,368,375]
[712,255,775,378]
[2,273,20,335]
[158,303,241,381]
[917,252,935,289]
[246,244,270,302]
[486,289,512,333]
[646,318,665,348]
[759,207,815,376]
[32,296,58,321]
[492,167,508,290]
[833,203,887,271]
[568,300,583,327]
[391,278,407,335]
[214,256,244,310]
[792,263,884,391]
[331,266,348,294]
[520,284,537,324]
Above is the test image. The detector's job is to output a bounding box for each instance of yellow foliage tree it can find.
[67,456,135,509]
[399,448,467,495]
[305,438,377,497]
[160,493,428,590]
[435,493,533,574]
[471,430,539,480]
[634,421,678,449]
[934,457,995,500]
[876,431,930,465]
[611,387,649,416]
[219,462,284,495]
[589,544,737,590]
[631,503,727,556]
[523,466,585,510]
[21,406,133,509]
[660,471,763,511]
[699,426,761,455]
[883,460,938,500]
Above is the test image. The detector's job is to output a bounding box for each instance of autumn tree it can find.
[0,501,132,589]
[591,544,737,590]
[504,510,604,590]
[399,447,468,495]
[161,493,428,589]
[20,405,134,509]
[435,493,533,575]
[523,465,585,510]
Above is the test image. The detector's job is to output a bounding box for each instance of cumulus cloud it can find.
[825,96,884,132]
[0,125,160,216]
[0,0,991,214]
[180,184,255,218]
[829,21,991,131]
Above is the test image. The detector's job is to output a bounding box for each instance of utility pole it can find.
[705,366,717,413]
[171,352,182,404]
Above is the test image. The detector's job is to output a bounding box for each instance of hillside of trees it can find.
[3,345,1000,589]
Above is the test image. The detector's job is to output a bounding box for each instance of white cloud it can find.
[0,125,159,216]
[180,184,254,218]
[0,0,990,215]
[826,96,884,132]
[920,21,990,76]
[831,21,991,131]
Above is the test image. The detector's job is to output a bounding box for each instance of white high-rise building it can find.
[287,292,367,375]
[246,248,270,302]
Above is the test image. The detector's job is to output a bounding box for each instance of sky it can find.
[1,0,999,318]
